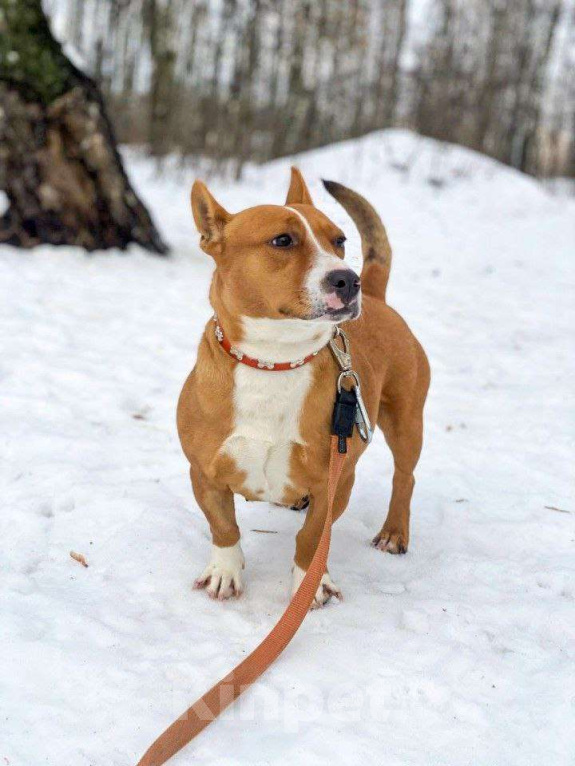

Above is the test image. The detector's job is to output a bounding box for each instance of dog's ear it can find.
[285,167,314,206]
[191,181,232,255]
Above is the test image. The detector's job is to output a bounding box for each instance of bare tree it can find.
[34,0,574,180]
[518,0,562,174]
[145,0,177,158]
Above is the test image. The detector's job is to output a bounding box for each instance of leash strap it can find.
[136,435,347,766]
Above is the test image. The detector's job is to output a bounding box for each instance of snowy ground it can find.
[1,131,574,766]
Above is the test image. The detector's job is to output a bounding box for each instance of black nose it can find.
[325,269,361,303]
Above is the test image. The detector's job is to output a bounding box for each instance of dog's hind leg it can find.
[373,408,422,553]
[373,351,430,554]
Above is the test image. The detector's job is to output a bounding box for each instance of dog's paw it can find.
[290,495,310,511]
[372,529,408,554]
[291,564,343,609]
[194,542,245,600]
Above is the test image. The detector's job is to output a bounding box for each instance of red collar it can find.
[213,316,326,371]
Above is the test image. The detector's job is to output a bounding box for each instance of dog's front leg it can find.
[291,470,355,608]
[189,462,244,600]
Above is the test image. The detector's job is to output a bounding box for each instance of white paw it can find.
[291,564,343,609]
[194,542,245,600]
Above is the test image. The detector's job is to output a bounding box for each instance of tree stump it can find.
[0,0,168,253]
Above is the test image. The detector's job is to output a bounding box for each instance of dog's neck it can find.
[239,316,334,363]
[213,303,334,365]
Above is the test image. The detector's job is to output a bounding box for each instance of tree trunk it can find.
[0,0,168,253]
[518,0,562,175]
[145,0,176,160]
[386,0,408,127]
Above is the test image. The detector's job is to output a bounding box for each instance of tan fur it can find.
[177,168,430,600]
[322,179,392,301]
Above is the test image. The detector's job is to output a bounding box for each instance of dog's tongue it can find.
[325,292,345,310]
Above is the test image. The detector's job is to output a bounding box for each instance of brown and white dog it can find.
[177,168,430,608]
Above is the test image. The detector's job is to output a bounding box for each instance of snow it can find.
[1,130,574,766]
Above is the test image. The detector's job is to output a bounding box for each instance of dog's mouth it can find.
[287,299,360,323]
[310,295,361,322]
[279,292,361,322]
[325,299,361,320]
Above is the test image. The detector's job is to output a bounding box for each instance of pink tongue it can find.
[325,292,345,310]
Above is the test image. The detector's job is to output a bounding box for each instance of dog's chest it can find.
[221,364,312,504]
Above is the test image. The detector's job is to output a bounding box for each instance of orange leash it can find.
[136,435,347,766]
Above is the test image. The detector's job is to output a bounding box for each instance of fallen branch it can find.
[70,551,89,567]
[544,505,571,514]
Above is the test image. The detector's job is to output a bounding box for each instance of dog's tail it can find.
[322,180,391,302]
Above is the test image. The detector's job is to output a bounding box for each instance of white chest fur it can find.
[222,317,333,503]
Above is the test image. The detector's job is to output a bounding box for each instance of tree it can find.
[144,0,177,159]
[0,0,168,253]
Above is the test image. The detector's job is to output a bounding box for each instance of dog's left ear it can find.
[285,167,314,206]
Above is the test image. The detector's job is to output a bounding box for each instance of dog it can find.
[177,168,430,608]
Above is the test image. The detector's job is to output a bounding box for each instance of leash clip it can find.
[329,327,352,371]
[330,327,373,445]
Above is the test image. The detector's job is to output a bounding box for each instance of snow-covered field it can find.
[1,131,574,766]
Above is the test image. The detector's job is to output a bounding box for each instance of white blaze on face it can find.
[286,206,359,319]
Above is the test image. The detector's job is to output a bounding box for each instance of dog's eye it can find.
[270,233,294,248]
[335,236,346,249]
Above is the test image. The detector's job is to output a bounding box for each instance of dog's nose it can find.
[325,269,361,303]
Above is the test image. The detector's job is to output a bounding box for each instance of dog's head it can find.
[191,168,361,323]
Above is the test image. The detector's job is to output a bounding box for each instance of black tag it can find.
[332,388,357,453]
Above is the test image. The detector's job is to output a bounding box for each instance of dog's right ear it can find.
[191,181,232,256]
